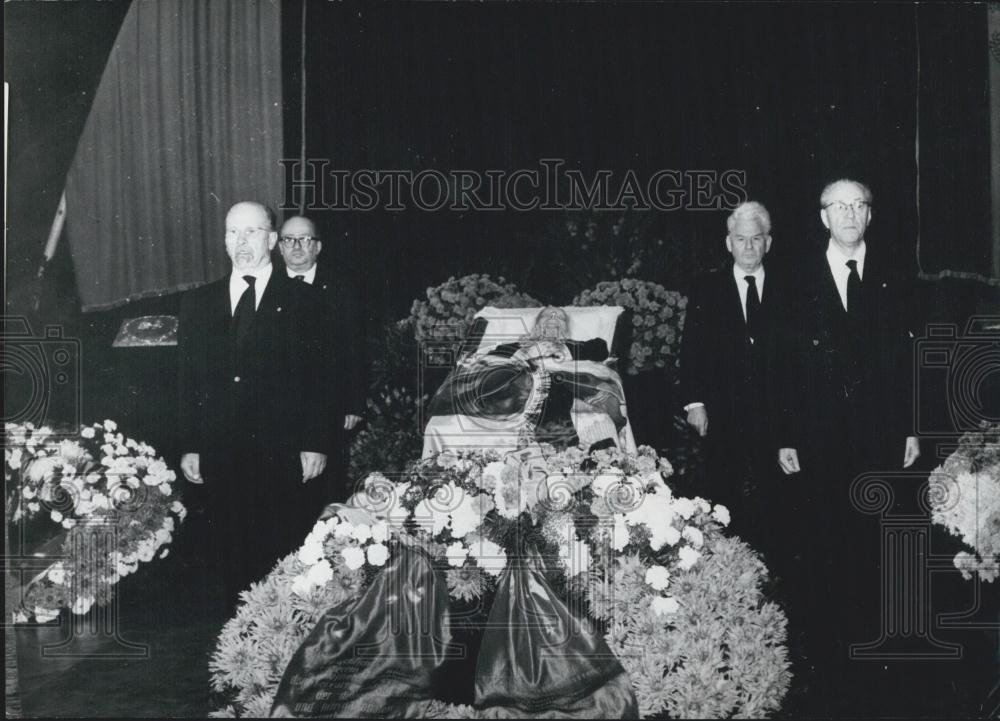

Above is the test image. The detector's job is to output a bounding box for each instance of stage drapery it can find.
[64,0,283,311]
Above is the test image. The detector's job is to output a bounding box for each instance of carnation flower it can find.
[445,541,469,567]
[650,595,680,617]
[645,565,671,591]
[711,504,731,527]
[340,547,365,570]
[682,526,704,549]
[366,543,390,567]
[677,545,701,571]
[465,535,507,577]
[81,427,95,439]
[370,521,389,543]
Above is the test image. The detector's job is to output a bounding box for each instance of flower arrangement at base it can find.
[211,445,790,718]
[929,422,1000,583]
[573,279,686,374]
[4,421,185,622]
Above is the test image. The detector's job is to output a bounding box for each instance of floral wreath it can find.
[211,445,790,718]
[5,421,185,622]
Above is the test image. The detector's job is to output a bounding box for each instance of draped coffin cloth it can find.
[270,545,638,718]
[64,0,284,311]
[422,352,637,457]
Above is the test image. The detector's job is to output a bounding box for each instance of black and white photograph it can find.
[3,1,999,718]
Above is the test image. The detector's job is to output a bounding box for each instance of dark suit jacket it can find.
[776,244,917,471]
[309,259,368,418]
[679,264,790,449]
[178,270,331,468]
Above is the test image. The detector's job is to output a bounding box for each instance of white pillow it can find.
[472,305,624,353]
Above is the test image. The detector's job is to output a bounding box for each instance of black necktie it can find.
[233,275,257,362]
[846,259,862,313]
[744,275,760,338]
[294,274,305,282]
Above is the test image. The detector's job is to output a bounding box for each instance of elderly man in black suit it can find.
[178,201,331,605]
[679,201,788,549]
[776,179,921,715]
[277,215,367,499]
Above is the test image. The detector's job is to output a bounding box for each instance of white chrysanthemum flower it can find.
[50,510,64,523]
[650,595,680,617]
[80,427,95,439]
[445,541,469,567]
[48,565,67,585]
[21,485,36,500]
[711,504,731,527]
[366,543,390,567]
[341,546,365,570]
[103,420,117,432]
[352,524,372,544]
[61,518,76,530]
[677,545,701,571]
[644,565,671,591]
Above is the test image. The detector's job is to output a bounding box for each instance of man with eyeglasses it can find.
[773,179,921,715]
[177,201,332,609]
[277,215,367,499]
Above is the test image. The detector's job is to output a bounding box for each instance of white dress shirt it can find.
[228,263,273,315]
[733,264,765,321]
[825,239,866,311]
[287,264,317,285]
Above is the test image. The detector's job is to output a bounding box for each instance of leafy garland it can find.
[5,421,185,621]
[211,445,790,718]
[930,422,1000,582]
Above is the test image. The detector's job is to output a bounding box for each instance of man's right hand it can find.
[778,448,801,475]
[686,406,709,437]
[181,453,203,483]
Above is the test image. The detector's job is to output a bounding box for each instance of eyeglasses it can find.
[823,200,870,215]
[225,227,269,239]
[279,235,318,248]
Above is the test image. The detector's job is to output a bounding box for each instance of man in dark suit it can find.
[679,201,787,549]
[178,202,331,605]
[775,179,921,715]
[277,215,367,499]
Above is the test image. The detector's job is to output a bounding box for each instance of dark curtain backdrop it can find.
[284,1,994,326]
[64,0,284,311]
